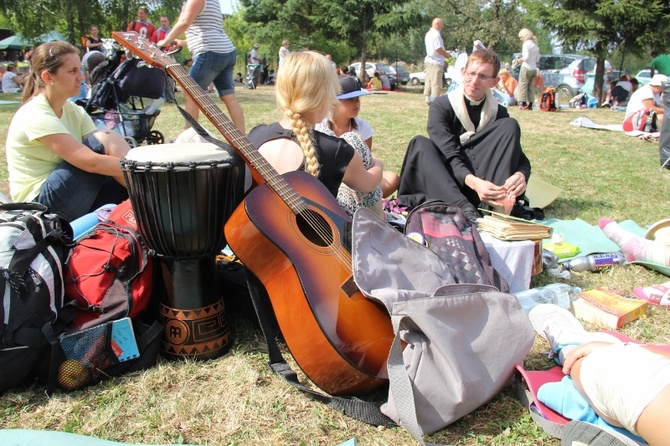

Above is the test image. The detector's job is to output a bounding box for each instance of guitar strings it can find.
[168,65,354,273]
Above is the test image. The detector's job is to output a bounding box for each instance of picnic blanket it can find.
[570,116,660,141]
[539,218,670,276]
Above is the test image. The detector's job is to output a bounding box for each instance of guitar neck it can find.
[165,63,307,213]
[111,31,311,213]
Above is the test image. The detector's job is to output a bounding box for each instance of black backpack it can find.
[0,203,75,393]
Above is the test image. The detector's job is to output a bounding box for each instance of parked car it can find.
[409,67,455,88]
[389,65,410,85]
[511,54,617,102]
[635,69,651,86]
[349,62,399,89]
[555,57,619,101]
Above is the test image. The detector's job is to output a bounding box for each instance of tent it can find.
[0,31,66,50]
[0,34,30,50]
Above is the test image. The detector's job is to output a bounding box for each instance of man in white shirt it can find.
[424,17,451,105]
[623,74,666,131]
[249,44,261,64]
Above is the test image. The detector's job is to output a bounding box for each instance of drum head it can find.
[124,143,235,165]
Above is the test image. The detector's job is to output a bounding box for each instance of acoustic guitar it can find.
[113,32,394,396]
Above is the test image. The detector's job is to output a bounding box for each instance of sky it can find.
[219,0,239,15]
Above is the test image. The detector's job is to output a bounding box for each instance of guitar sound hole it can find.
[296,210,333,247]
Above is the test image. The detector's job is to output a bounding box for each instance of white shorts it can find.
[579,343,670,435]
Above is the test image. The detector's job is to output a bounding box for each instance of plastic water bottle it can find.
[514,283,582,314]
[563,252,626,272]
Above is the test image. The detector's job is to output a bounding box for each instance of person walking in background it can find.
[424,17,451,105]
[152,16,177,104]
[514,28,539,110]
[127,7,157,42]
[249,43,261,64]
[85,25,104,53]
[157,0,245,133]
[278,40,290,67]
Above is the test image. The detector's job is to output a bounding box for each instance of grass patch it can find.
[1,85,669,445]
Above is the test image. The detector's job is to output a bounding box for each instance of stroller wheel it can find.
[124,136,138,148]
[148,130,165,145]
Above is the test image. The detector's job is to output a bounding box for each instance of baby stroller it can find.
[81,51,166,148]
[245,63,262,89]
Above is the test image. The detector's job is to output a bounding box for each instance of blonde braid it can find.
[287,109,320,178]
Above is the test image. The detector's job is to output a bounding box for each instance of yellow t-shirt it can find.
[6,94,96,202]
[368,77,382,91]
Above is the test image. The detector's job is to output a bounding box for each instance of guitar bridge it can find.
[340,276,358,297]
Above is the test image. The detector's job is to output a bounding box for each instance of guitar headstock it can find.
[112,31,173,70]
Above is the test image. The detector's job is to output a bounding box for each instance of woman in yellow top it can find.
[5,41,130,221]
[367,72,382,91]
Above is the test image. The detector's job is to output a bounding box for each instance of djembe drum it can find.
[121,143,245,360]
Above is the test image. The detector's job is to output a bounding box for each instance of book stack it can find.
[476,210,552,241]
[573,288,648,329]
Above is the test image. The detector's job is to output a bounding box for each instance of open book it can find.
[476,209,552,241]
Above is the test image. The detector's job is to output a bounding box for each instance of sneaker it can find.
[561,420,639,446]
[528,304,585,347]
[528,304,621,364]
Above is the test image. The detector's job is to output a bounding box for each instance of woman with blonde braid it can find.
[247,51,383,199]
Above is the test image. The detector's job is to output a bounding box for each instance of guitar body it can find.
[225,171,393,395]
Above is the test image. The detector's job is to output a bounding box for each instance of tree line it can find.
[1,0,668,98]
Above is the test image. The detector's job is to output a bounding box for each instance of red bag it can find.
[65,200,154,330]
[623,108,657,132]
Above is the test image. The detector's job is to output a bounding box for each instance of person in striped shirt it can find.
[157,0,245,133]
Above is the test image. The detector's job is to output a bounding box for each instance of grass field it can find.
[1,84,669,445]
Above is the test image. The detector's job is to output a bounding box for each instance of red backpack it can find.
[539,88,557,111]
[64,200,154,330]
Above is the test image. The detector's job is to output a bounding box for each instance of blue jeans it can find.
[190,50,237,96]
[35,134,128,222]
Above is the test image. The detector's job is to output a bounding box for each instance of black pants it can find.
[397,118,523,211]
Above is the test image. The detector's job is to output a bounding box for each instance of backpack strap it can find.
[513,375,565,438]
[244,268,394,428]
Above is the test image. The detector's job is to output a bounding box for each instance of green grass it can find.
[1,85,669,445]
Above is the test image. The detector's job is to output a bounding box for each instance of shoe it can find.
[528,304,621,364]
[561,420,639,446]
[528,304,586,363]
[463,209,481,225]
